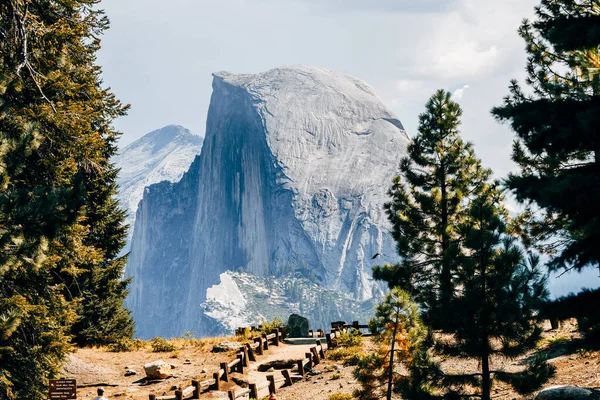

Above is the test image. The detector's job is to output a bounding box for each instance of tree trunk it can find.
[439,158,452,330]
[481,347,491,400]
[386,309,400,400]
[478,201,491,400]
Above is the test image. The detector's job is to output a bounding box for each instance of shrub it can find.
[107,338,145,352]
[259,318,290,339]
[343,351,367,366]
[337,329,363,347]
[331,372,343,380]
[328,393,354,400]
[329,347,355,361]
[150,337,176,352]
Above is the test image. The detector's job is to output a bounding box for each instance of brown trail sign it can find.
[49,379,77,400]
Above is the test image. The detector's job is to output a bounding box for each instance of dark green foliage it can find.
[374,90,491,330]
[67,166,134,346]
[492,0,600,273]
[373,88,554,399]
[0,0,132,398]
[0,263,76,400]
[439,187,554,399]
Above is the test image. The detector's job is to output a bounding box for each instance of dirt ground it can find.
[435,320,600,399]
[65,321,599,400]
[66,338,238,399]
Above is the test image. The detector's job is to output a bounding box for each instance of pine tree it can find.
[438,187,554,400]
[354,288,440,400]
[0,0,131,397]
[492,0,600,273]
[66,152,134,346]
[374,90,491,329]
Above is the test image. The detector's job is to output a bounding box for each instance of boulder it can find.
[143,360,172,380]
[211,341,243,353]
[536,386,600,400]
[288,314,309,338]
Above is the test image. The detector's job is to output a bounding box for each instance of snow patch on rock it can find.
[114,125,203,251]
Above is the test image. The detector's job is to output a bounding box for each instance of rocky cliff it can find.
[114,125,203,251]
[125,66,410,338]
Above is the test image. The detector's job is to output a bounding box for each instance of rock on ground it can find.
[143,360,172,379]
[211,341,244,353]
[536,386,600,400]
[288,314,309,338]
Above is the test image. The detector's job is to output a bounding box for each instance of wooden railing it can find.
[308,328,325,337]
[247,338,329,399]
[149,320,367,399]
[148,329,281,400]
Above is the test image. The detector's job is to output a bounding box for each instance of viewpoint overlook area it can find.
[124,66,411,339]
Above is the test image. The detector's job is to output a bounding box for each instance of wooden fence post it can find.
[316,339,325,359]
[263,333,269,350]
[310,346,320,365]
[242,345,250,366]
[191,380,200,399]
[305,352,313,369]
[249,383,258,399]
[282,370,292,386]
[213,372,221,390]
[228,389,235,400]
[237,354,244,373]
[220,362,229,382]
[175,390,183,400]
[273,328,280,345]
[297,360,305,377]
[149,395,156,400]
[246,343,256,361]
[267,375,276,394]
[326,333,332,349]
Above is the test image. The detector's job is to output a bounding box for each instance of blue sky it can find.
[97,0,600,296]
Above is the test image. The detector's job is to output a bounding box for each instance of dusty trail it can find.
[245,342,315,384]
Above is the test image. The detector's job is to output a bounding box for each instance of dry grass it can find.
[328,393,354,400]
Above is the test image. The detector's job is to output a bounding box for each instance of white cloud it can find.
[288,0,461,13]
[452,84,470,100]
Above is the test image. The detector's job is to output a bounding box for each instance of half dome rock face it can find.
[125,66,410,338]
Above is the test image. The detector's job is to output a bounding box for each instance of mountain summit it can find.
[125,66,410,338]
[114,125,203,250]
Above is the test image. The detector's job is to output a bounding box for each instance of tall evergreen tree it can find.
[438,187,554,400]
[374,90,491,329]
[67,164,134,345]
[0,0,131,398]
[492,0,600,273]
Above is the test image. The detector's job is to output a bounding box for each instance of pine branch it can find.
[8,0,56,113]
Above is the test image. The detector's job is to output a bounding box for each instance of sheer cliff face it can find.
[114,125,203,252]
[126,66,410,338]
